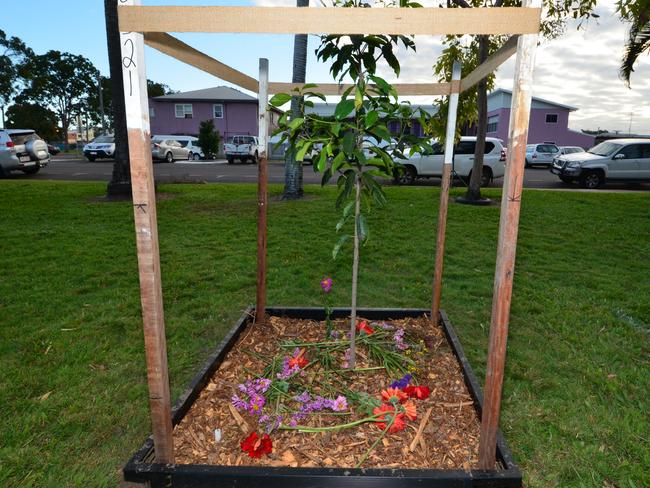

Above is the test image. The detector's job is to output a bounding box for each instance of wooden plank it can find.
[255,58,269,324]
[144,32,258,93]
[120,0,173,464]
[478,0,541,470]
[119,6,541,36]
[269,82,453,96]
[431,61,461,325]
[460,35,519,93]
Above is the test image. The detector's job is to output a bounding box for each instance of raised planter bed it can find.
[123,307,522,487]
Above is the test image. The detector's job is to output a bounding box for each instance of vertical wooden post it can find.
[431,61,462,324]
[255,58,269,324]
[478,0,540,469]
[119,0,173,463]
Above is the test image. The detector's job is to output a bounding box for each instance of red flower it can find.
[381,387,408,404]
[373,404,406,433]
[404,385,430,400]
[356,320,374,335]
[288,348,308,369]
[241,431,273,458]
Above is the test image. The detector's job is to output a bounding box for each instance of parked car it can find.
[224,135,260,164]
[151,136,191,163]
[47,143,60,156]
[173,136,204,161]
[0,129,50,176]
[550,138,650,189]
[525,143,560,167]
[394,136,506,186]
[83,135,115,161]
[559,146,585,156]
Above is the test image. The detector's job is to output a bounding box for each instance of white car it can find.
[525,143,560,168]
[83,135,115,162]
[395,136,506,186]
[224,135,260,164]
[174,136,204,161]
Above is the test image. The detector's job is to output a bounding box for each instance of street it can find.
[4,155,650,191]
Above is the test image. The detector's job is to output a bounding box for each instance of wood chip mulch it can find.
[173,315,483,470]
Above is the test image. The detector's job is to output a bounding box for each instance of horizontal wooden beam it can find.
[143,32,259,93]
[120,7,541,36]
[268,82,454,96]
[460,35,519,93]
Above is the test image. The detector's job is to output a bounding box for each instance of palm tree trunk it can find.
[282,0,309,200]
[104,0,131,197]
[466,34,488,201]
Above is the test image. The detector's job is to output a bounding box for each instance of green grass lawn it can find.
[1,180,648,487]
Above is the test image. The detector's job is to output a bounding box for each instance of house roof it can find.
[488,88,578,112]
[153,86,256,102]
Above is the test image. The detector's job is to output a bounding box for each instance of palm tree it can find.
[620,10,650,87]
[282,0,309,200]
[104,0,132,197]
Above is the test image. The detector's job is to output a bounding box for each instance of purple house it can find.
[470,88,595,148]
[148,86,279,141]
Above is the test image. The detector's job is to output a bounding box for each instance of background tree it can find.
[147,79,175,97]
[18,50,99,149]
[198,119,221,159]
[5,103,59,141]
[282,0,309,201]
[0,30,33,127]
[620,1,650,86]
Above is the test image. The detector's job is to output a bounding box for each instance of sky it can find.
[3,0,650,133]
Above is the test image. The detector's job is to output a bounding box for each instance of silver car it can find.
[151,136,191,163]
[525,143,560,168]
[0,129,50,176]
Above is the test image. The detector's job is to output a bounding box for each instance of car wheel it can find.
[86,156,96,162]
[165,152,173,163]
[525,159,530,168]
[227,157,234,164]
[22,165,40,175]
[188,152,195,161]
[395,165,417,185]
[580,171,604,189]
[251,152,258,164]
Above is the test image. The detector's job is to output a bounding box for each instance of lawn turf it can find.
[0,180,648,487]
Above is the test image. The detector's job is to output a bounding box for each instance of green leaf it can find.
[365,110,379,129]
[332,234,350,260]
[354,85,364,110]
[269,93,291,107]
[342,131,356,155]
[288,117,305,131]
[331,152,346,173]
[334,99,355,120]
[316,149,328,172]
[296,141,312,162]
[357,214,368,243]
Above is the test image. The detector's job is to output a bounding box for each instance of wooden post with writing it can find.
[255,58,269,324]
[119,0,173,463]
[431,61,462,324]
[478,0,541,469]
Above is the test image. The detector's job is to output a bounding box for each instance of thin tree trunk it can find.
[282,0,309,200]
[466,34,488,201]
[348,172,361,370]
[104,0,132,197]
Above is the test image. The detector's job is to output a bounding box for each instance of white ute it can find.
[224,135,261,164]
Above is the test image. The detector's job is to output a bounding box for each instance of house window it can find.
[213,104,224,119]
[545,113,558,124]
[487,115,499,133]
[175,104,193,119]
[149,107,155,118]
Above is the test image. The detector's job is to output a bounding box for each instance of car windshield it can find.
[178,141,189,147]
[93,136,114,143]
[588,142,622,156]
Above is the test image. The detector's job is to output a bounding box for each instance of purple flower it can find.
[277,357,301,380]
[253,378,272,393]
[390,373,413,389]
[294,391,311,404]
[320,277,333,293]
[331,330,340,339]
[289,417,298,427]
[248,393,266,415]
[394,328,409,350]
[231,394,247,411]
[331,395,348,412]
[379,322,395,330]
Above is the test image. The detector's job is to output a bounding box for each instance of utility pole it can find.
[0,106,5,129]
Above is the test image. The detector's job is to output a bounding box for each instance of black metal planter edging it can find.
[123,307,522,487]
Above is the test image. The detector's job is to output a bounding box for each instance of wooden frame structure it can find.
[118,0,541,470]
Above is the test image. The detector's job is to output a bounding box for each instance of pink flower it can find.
[320,277,333,293]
